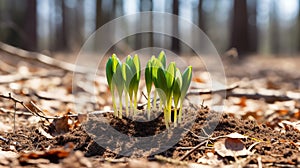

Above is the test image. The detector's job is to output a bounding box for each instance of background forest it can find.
[0,0,299,57]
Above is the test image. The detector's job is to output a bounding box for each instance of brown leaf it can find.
[225,132,248,139]
[276,109,289,116]
[235,96,247,107]
[49,115,70,135]
[214,138,251,157]
[19,143,74,164]
[193,77,205,83]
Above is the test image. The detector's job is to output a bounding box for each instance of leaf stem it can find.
[147,92,151,120]
[174,106,177,127]
[167,96,172,123]
[125,90,129,117]
[118,93,123,119]
[163,107,169,129]
[111,87,118,117]
[159,99,163,111]
[153,90,157,109]
[133,92,138,115]
[178,100,183,123]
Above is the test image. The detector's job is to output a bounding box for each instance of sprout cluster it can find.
[106,54,140,118]
[106,51,192,128]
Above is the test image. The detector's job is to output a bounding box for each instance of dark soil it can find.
[2,105,299,167]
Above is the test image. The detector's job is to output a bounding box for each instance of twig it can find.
[98,157,129,163]
[0,135,9,143]
[227,92,294,103]
[0,42,93,74]
[0,93,60,120]
[0,107,33,116]
[179,140,208,161]
[179,129,227,161]
[0,69,65,84]
[13,94,16,134]
[0,59,16,73]
[155,155,188,165]
[141,91,148,100]
[187,83,239,96]
[248,141,261,151]
[188,83,298,103]
[257,156,262,168]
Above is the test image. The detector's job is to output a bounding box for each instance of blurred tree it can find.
[247,0,258,52]
[138,0,153,49]
[23,0,37,51]
[270,1,279,54]
[52,0,68,51]
[230,0,249,55]
[198,0,205,31]
[171,0,180,53]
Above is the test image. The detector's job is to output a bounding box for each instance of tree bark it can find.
[23,0,37,51]
[171,0,180,53]
[198,0,205,31]
[247,0,258,52]
[230,0,249,55]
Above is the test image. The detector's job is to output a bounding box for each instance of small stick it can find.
[0,42,93,74]
[155,155,188,165]
[187,83,238,96]
[0,135,9,143]
[179,140,208,161]
[13,96,16,134]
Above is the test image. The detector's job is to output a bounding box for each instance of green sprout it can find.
[106,52,192,128]
[113,60,124,118]
[178,66,192,123]
[106,54,121,117]
[145,56,154,119]
[131,54,141,115]
[152,62,176,129]
[172,68,182,127]
[156,51,166,110]
[122,58,133,117]
[122,55,141,116]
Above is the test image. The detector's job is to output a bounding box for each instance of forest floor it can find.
[0,44,299,168]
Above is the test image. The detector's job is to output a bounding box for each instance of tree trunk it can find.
[230,0,249,55]
[198,0,205,31]
[53,0,67,51]
[247,0,257,52]
[171,0,180,53]
[23,0,37,51]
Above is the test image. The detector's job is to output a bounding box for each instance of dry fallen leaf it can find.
[214,138,251,157]
[19,143,74,164]
[279,120,300,132]
[38,127,54,139]
[235,96,247,107]
[197,152,222,166]
[49,115,70,135]
[193,77,205,83]
[225,132,248,139]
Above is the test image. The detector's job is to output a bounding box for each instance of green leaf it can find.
[126,55,134,71]
[111,54,119,73]
[145,60,153,94]
[156,67,167,103]
[122,63,133,91]
[133,54,141,81]
[173,68,182,107]
[152,58,163,86]
[132,54,141,93]
[181,66,192,99]
[113,61,124,96]
[106,57,113,89]
[165,62,176,89]
[158,51,166,68]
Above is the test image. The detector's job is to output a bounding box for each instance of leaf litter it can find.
[0,50,299,167]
